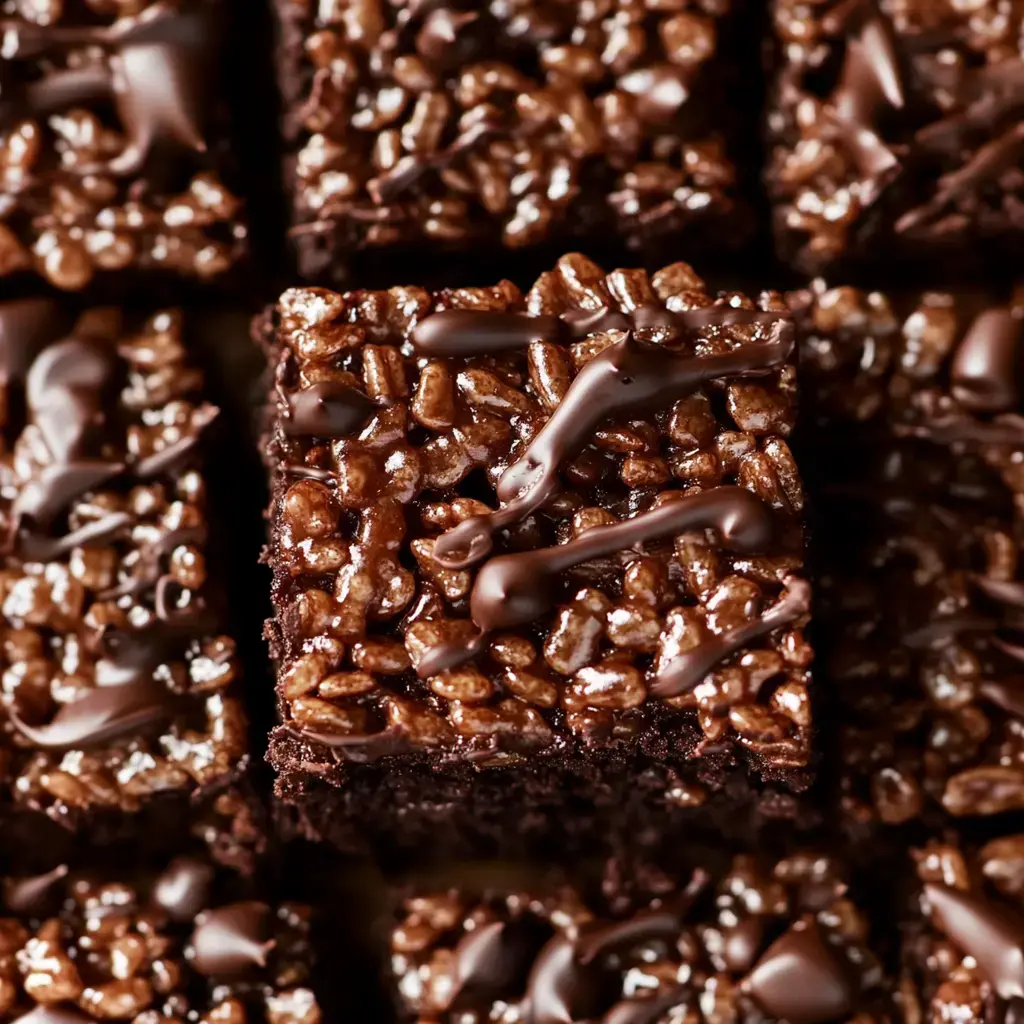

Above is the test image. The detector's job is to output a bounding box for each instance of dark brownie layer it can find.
[0,850,321,1024]
[767,1,1024,275]
[277,1,745,282]
[793,283,1024,826]
[0,0,246,292]
[0,299,249,842]
[386,853,892,1023]
[262,254,813,856]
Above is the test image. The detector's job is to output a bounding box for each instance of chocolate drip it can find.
[189,901,275,976]
[526,901,693,1024]
[434,321,793,569]
[152,856,215,922]
[418,487,775,677]
[15,510,131,562]
[951,308,1023,413]
[2,864,68,914]
[8,678,178,751]
[410,305,790,360]
[284,381,380,437]
[651,577,811,697]
[2,3,209,177]
[925,884,1024,999]
[742,921,854,1024]
[411,310,564,356]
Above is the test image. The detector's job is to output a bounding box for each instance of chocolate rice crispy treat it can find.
[792,283,1024,826]
[388,852,891,1023]
[262,253,813,858]
[277,0,745,282]
[767,0,1024,275]
[901,833,1024,1023]
[0,298,249,846]
[0,851,321,1024]
[0,0,246,292]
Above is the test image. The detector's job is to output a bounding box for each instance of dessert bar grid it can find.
[0,0,1022,1022]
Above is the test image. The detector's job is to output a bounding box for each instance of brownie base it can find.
[269,726,815,867]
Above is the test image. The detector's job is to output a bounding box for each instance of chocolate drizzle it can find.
[950,307,1024,413]
[742,921,855,1024]
[1,2,210,178]
[284,381,381,437]
[417,486,776,678]
[425,317,793,569]
[8,678,178,751]
[925,883,1024,999]
[2,864,68,914]
[152,856,215,923]
[410,304,790,359]
[188,901,275,976]
[652,577,811,697]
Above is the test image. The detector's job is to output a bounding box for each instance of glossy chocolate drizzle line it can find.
[410,303,789,357]
[283,381,381,438]
[950,307,1024,413]
[416,486,776,678]
[189,901,275,976]
[412,314,793,570]
[8,678,178,751]
[925,884,1024,1000]
[651,577,811,697]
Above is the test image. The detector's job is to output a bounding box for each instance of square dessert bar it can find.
[767,1,1024,275]
[0,299,249,851]
[0,849,322,1024]
[278,0,745,282]
[903,832,1024,1023]
[386,853,891,1022]
[793,283,1024,825]
[263,253,813,857]
[0,0,246,292]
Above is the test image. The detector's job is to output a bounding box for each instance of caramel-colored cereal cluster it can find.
[768,0,1024,272]
[283,0,737,265]
[267,254,811,775]
[0,306,247,819]
[0,858,320,1024]
[0,0,245,290]
[391,854,889,1022]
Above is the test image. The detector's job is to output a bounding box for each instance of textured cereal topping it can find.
[0,854,321,1024]
[768,0,1024,272]
[390,854,890,1022]
[265,254,811,777]
[0,300,247,821]
[794,284,1024,824]
[0,0,246,290]
[279,0,739,275]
